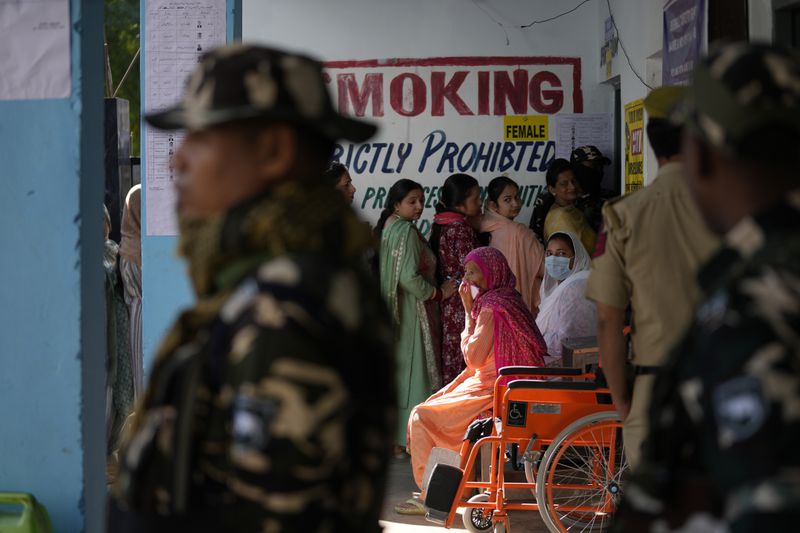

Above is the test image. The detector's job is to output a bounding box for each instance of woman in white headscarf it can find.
[536,231,596,365]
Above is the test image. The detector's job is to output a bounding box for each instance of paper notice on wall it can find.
[0,0,70,100]
[551,113,613,162]
[145,0,226,236]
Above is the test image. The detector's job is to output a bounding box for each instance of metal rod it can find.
[113,47,141,98]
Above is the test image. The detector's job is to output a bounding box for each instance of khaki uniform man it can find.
[615,41,800,532]
[585,88,719,467]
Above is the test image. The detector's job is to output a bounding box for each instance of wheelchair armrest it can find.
[507,379,598,391]
[499,366,583,377]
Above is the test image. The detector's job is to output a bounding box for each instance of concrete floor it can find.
[380,455,550,533]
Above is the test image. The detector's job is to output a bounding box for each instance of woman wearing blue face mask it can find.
[535,231,596,365]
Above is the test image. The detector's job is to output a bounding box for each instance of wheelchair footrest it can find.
[424,463,463,523]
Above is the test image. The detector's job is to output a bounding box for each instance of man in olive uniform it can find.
[108,45,395,533]
[615,42,800,531]
[585,88,718,467]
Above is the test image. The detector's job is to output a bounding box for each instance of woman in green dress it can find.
[377,179,458,448]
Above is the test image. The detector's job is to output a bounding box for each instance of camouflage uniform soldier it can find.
[615,42,800,532]
[108,45,395,533]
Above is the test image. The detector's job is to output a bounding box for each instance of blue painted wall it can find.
[140,0,241,372]
[0,1,106,531]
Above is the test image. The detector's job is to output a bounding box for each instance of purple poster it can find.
[663,0,705,85]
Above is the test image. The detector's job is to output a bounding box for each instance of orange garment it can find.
[407,309,497,489]
[479,210,545,315]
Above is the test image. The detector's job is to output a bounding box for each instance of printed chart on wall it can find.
[552,113,612,162]
[325,57,610,237]
[144,0,225,236]
[624,99,644,193]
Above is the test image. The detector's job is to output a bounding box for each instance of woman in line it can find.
[536,231,596,366]
[543,159,597,255]
[324,161,356,205]
[430,173,482,384]
[397,247,547,513]
[480,176,545,315]
[377,179,458,449]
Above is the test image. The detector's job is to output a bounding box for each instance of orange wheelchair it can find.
[423,366,628,533]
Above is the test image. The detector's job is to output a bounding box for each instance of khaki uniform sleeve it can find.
[585,202,631,310]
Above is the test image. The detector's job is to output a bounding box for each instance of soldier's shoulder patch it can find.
[695,290,730,331]
[232,393,279,453]
[221,279,259,324]
[713,375,768,448]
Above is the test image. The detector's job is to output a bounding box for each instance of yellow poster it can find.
[624,99,645,193]
[503,115,548,141]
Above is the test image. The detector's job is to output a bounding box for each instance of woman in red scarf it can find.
[396,247,546,514]
[429,173,482,384]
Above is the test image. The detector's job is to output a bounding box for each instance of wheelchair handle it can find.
[498,366,585,377]
[507,379,600,391]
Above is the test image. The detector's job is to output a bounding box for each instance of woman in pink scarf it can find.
[397,247,546,514]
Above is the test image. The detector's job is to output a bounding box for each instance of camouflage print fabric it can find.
[528,190,554,244]
[674,42,800,156]
[570,144,611,165]
[614,43,800,532]
[111,180,396,533]
[575,193,605,236]
[614,191,800,532]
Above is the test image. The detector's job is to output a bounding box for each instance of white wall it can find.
[599,0,675,188]
[244,0,608,109]
[243,0,614,225]
[244,0,771,195]
[749,0,774,41]
[0,2,106,530]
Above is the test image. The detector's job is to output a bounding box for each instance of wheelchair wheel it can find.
[462,493,493,533]
[535,411,628,533]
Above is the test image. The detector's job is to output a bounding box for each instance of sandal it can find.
[394,498,426,515]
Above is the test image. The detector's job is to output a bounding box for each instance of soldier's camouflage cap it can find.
[145,44,377,142]
[671,41,800,154]
[570,145,611,165]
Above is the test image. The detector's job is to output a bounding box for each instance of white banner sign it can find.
[324,57,585,235]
